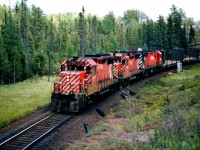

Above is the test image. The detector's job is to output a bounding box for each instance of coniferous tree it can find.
[180,24,188,50]
[137,28,143,49]
[87,15,92,54]
[47,17,53,81]
[0,3,198,84]
[73,18,79,52]
[167,15,174,51]
[145,19,156,50]
[123,9,148,24]
[118,23,125,50]
[157,15,167,50]
[2,10,23,83]
[0,27,9,84]
[141,22,147,49]
[102,12,115,35]
[170,5,182,48]
[20,0,32,77]
[57,17,62,53]
[79,7,86,56]
[92,15,97,54]
[33,52,46,77]
[125,26,134,50]
[189,25,195,46]
[30,5,46,51]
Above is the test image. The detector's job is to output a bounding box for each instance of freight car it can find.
[50,48,198,112]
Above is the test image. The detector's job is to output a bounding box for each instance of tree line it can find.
[0,1,198,84]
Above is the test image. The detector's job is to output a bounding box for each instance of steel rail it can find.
[0,113,75,150]
[0,113,56,147]
[22,113,75,150]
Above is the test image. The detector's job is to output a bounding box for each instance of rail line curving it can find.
[0,113,75,150]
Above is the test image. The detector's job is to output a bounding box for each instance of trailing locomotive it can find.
[50,48,198,112]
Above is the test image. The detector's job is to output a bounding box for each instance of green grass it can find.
[125,64,200,149]
[0,76,54,128]
[68,64,200,150]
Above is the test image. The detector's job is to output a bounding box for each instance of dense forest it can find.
[0,1,199,84]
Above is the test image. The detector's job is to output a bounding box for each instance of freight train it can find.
[50,48,199,112]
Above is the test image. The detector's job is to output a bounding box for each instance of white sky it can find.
[0,0,199,21]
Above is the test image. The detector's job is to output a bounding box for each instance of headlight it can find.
[66,75,70,81]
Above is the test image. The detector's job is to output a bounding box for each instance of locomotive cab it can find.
[51,58,96,112]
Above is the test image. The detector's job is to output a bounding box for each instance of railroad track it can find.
[0,113,75,150]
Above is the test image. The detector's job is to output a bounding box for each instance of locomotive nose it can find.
[60,71,85,94]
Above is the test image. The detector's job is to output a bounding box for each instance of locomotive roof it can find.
[84,54,111,57]
[81,54,114,64]
[65,57,96,66]
[76,58,97,66]
[84,59,96,66]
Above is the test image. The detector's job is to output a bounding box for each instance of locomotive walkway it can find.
[0,113,75,150]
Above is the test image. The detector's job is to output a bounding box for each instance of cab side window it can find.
[61,64,65,71]
[67,65,75,71]
[122,59,126,65]
[86,66,91,74]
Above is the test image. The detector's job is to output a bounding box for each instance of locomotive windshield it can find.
[66,60,85,71]
[76,66,84,71]
[67,65,75,71]
[115,57,121,62]
[67,65,84,71]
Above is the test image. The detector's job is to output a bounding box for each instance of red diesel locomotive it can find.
[51,49,163,112]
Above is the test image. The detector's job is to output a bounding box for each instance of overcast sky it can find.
[0,0,199,21]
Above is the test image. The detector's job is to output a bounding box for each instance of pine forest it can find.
[0,1,199,84]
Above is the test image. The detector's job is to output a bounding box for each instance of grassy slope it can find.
[0,76,54,128]
[68,64,200,150]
